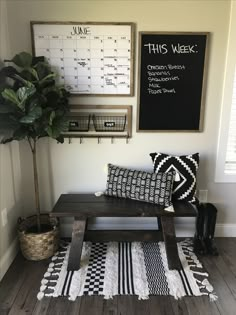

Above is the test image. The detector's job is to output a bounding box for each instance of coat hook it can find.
[80,137,83,144]
[98,137,101,144]
[111,137,114,144]
[68,137,72,144]
[126,136,129,144]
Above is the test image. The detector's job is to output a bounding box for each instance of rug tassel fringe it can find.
[209,293,218,301]
[138,295,149,300]
[104,295,113,300]
[37,292,44,300]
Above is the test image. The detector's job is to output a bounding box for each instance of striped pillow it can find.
[105,164,175,211]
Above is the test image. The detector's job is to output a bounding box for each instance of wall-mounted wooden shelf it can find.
[64,105,132,142]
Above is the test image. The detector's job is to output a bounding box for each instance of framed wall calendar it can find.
[31,22,135,96]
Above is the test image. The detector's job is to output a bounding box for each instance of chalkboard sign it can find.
[137,32,209,131]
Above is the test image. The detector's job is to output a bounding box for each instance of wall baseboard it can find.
[59,222,236,238]
[0,238,19,281]
[214,223,236,237]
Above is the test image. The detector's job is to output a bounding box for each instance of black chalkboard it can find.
[137,32,209,131]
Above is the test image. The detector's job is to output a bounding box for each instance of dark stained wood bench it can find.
[51,194,197,271]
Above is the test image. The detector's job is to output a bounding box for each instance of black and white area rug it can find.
[37,239,217,301]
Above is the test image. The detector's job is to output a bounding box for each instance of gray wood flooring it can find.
[0,238,236,315]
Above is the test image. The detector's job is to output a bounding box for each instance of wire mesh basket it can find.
[68,114,91,132]
[92,114,126,132]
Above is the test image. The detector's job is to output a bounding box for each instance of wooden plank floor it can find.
[1,238,236,315]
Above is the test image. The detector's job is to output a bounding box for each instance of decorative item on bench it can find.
[150,152,199,203]
[194,203,219,256]
[92,114,126,132]
[68,114,91,132]
[105,164,175,211]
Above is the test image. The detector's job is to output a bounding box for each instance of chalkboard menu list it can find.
[138,32,209,131]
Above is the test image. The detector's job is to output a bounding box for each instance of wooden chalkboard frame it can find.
[137,32,210,132]
[31,21,135,96]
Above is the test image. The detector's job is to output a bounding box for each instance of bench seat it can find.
[51,194,197,271]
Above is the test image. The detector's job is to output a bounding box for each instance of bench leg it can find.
[67,217,87,271]
[160,217,182,270]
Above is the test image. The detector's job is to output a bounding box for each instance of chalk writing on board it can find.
[138,32,209,131]
[146,63,186,95]
[144,43,199,54]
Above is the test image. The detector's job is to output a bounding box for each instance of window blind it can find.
[225,67,236,173]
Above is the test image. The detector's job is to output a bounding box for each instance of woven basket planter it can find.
[18,214,59,261]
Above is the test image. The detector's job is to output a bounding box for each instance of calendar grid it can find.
[32,22,134,96]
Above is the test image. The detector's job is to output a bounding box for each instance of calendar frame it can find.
[30,21,135,96]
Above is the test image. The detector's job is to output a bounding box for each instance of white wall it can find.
[215,1,236,183]
[0,0,23,280]
[6,0,236,236]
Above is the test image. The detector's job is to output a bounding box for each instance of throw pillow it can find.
[150,152,199,202]
[105,164,175,211]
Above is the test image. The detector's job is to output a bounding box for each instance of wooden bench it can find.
[51,194,197,271]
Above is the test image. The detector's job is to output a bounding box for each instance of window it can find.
[215,1,236,182]
[225,68,236,174]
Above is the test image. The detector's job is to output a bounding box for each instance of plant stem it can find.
[28,138,41,232]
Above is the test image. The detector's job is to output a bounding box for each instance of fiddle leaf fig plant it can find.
[0,52,70,231]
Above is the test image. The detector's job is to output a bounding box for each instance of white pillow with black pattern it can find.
[150,152,199,203]
[105,164,175,211]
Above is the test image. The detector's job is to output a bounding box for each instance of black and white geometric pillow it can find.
[105,164,175,210]
[150,153,199,203]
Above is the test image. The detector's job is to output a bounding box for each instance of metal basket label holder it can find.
[92,114,127,132]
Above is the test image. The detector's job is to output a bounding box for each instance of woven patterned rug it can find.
[37,239,217,301]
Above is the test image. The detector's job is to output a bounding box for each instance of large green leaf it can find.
[0,66,19,80]
[38,79,55,92]
[40,73,55,83]
[13,74,34,88]
[34,62,51,80]
[46,116,68,139]
[20,106,42,124]
[19,69,35,82]
[45,126,53,138]
[28,68,39,81]
[12,52,32,68]
[49,111,56,125]
[2,89,20,106]
[56,134,64,143]
[17,86,35,101]
[2,87,36,111]
[16,86,36,110]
